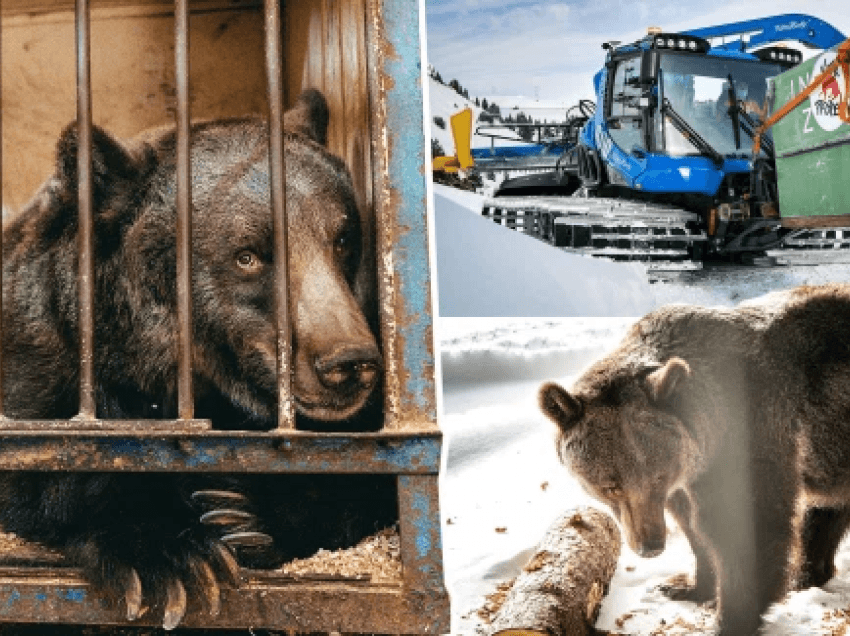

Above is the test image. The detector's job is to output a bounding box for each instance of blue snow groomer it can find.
[486,14,849,264]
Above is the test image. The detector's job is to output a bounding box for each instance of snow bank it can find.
[439,317,632,386]
[431,183,850,317]
[433,184,656,317]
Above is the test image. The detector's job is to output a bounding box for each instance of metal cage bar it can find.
[175,0,194,421]
[264,0,295,430]
[0,7,4,418]
[75,0,96,420]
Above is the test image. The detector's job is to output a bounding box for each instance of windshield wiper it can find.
[661,98,724,166]
[725,95,775,159]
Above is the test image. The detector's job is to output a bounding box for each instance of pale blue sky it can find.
[425,0,849,104]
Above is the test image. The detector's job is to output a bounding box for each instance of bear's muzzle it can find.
[314,343,382,394]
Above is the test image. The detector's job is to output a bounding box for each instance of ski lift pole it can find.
[753,37,850,155]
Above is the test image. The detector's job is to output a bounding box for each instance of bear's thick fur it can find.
[539,284,850,636]
[0,90,394,628]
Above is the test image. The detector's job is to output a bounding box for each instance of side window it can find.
[608,57,644,152]
[610,58,642,117]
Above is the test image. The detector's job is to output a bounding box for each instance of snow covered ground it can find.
[432,184,850,317]
[438,319,850,635]
[433,186,654,317]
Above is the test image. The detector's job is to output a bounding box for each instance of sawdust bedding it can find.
[275,526,401,583]
[0,526,401,581]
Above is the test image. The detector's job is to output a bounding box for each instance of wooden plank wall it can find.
[284,0,373,218]
[0,0,375,223]
[283,0,376,321]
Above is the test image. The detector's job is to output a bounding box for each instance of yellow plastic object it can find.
[451,108,475,170]
[432,107,475,173]
[432,155,462,173]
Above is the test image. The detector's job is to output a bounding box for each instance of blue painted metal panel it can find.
[472,145,552,159]
[635,156,751,194]
[706,49,762,61]
[685,14,845,52]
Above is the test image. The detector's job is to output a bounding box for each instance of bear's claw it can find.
[200,509,255,528]
[192,489,275,568]
[124,568,143,621]
[191,490,250,508]
[658,573,716,604]
[221,530,274,548]
[213,542,241,586]
[162,578,187,631]
[191,556,222,617]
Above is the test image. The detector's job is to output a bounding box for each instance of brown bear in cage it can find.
[0,89,395,629]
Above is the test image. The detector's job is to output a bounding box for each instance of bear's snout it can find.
[314,344,382,393]
[635,536,666,558]
[621,500,667,559]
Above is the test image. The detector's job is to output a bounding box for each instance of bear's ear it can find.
[54,123,158,250]
[284,88,330,146]
[539,382,583,432]
[56,123,155,195]
[645,357,691,405]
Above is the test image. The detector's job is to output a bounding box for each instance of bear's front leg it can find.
[660,489,717,604]
[0,472,255,629]
[694,456,796,636]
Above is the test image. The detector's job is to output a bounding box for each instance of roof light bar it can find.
[754,46,803,67]
[651,33,710,54]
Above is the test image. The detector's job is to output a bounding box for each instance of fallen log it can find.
[486,506,621,636]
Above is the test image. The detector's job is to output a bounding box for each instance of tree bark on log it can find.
[486,506,621,636]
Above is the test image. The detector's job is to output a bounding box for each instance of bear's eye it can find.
[602,485,623,499]
[334,234,348,256]
[236,250,260,270]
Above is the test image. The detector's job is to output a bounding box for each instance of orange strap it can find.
[753,38,850,155]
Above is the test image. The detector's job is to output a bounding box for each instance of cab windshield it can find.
[659,53,782,157]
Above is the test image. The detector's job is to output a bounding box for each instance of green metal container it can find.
[771,47,850,225]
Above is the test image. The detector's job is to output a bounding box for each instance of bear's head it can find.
[46,90,380,427]
[539,356,697,558]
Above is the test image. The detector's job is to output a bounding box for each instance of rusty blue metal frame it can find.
[368,0,437,431]
[380,0,435,422]
[0,430,441,474]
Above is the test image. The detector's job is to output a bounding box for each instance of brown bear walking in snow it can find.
[0,90,394,628]
[539,284,850,635]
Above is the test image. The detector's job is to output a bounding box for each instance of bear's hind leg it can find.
[794,506,850,590]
